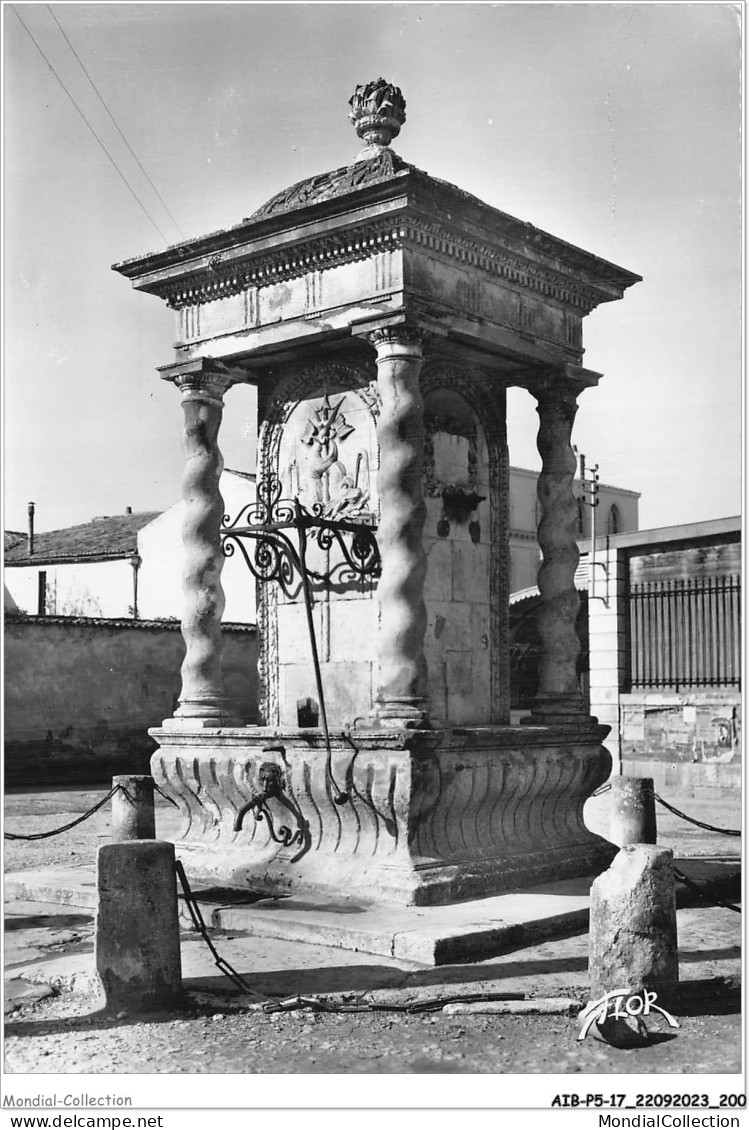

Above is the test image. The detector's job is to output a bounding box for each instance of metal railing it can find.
[629,574,741,690]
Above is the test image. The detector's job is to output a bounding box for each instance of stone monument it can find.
[114,80,641,906]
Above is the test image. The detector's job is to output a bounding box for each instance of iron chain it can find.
[174,859,257,995]
[3,785,124,840]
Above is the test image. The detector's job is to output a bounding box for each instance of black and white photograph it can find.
[2,0,743,1121]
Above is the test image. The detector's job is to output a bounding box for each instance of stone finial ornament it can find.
[349,79,406,157]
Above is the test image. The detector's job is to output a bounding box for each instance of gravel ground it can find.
[4,982,743,1075]
[3,785,178,874]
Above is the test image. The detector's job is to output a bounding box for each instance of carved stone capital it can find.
[367,325,429,361]
[530,375,586,415]
[175,372,233,408]
[159,359,237,408]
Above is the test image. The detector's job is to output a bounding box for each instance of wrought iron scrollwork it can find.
[230,474,296,528]
[223,529,300,599]
[222,474,381,593]
[309,513,381,587]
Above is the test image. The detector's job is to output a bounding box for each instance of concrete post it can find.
[96,840,182,1012]
[589,844,678,999]
[610,776,657,847]
[111,775,156,841]
[368,326,430,728]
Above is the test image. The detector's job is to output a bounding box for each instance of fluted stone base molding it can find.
[150,724,615,906]
[161,357,244,727]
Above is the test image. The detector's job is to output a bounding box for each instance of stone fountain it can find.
[113,80,640,908]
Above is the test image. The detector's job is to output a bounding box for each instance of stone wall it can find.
[620,691,741,766]
[4,615,257,784]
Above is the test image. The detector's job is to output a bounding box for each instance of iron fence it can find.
[629,574,741,690]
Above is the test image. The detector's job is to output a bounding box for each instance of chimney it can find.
[125,506,132,515]
[27,502,35,556]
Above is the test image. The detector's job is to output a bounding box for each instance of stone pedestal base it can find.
[150,724,615,907]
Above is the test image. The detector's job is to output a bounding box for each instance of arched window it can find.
[607,504,621,535]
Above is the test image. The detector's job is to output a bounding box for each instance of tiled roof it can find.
[4,513,161,565]
[4,531,25,551]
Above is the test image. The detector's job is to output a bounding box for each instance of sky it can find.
[4,2,742,535]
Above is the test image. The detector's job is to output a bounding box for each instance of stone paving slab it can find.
[6,858,740,964]
[206,882,593,965]
[4,866,740,1033]
[6,859,742,969]
[5,868,98,908]
[5,866,596,966]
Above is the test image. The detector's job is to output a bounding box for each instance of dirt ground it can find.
[4,979,743,1075]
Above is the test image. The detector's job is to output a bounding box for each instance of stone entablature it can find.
[150,212,611,319]
[114,163,639,374]
[165,214,404,310]
[115,171,636,314]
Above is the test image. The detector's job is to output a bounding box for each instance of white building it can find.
[4,471,258,624]
[509,465,639,593]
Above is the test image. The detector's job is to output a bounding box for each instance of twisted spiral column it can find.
[369,327,430,728]
[530,378,588,724]
[168,360,242,725]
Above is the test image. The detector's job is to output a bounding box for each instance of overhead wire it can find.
[11,5,171,244]
[45,4,184,239]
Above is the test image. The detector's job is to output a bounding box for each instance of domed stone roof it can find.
[246,148,413,223]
